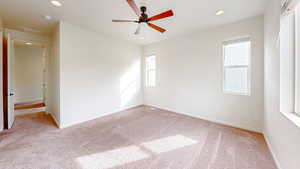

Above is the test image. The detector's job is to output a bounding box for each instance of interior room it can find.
[0,0,299,169]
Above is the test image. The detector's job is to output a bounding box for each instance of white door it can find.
[4,33,15,129]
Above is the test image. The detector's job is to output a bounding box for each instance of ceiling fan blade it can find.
[148,10,174,22]
[126,0,141,17]
[112,19,138,23]
[147,23,166,33]
[134,24,141,35]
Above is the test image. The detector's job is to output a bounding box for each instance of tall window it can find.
[296,3,300,116]
[223,38,251,95]
[146,55,156,87]
[280,1,300,116]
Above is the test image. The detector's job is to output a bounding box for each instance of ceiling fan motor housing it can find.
[139,6,148,23]
[141,6,147,13]
[112,0,174,33]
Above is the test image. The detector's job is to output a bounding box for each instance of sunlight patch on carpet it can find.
[76,146,149,169]
[141,135,197,153]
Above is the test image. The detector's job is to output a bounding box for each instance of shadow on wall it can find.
[120,62,141,108]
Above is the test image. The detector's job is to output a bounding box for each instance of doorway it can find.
[13,41,46,116]
[3,32,48,129]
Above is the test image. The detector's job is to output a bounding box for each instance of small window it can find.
[223,38,251,95]
[146,55,156,87]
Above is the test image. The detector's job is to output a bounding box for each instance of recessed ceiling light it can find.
[51,0,62,7]
[25,42,33,45]
[216,10,225,16]
[44,15,52,20]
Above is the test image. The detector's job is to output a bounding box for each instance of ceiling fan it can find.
[112,0,174,35]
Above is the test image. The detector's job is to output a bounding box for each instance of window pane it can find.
[224,67,249,94]
[146,55,156,87]
[148,70,156,87]
[146,56,156,70]
[224,41,250,66]
[148,60,156,70]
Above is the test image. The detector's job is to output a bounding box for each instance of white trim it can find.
[295,5,300,115]
[280,13,296,114]
[223,90,251,96]
[145,55,156,88]
[264,133,283,169]
[4,29,50,45]
[145,104,261,133]
[49,111,60,128]
[223,37,251,45]
[4,28,50,117]
[281,112,300,128]
[14,100,44,105]
[59,104,143,129]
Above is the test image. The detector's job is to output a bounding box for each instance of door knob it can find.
[9,93,14,96]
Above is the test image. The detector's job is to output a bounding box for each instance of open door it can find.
[3,32,15,129]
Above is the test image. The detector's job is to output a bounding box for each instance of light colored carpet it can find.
[0,106,277,169]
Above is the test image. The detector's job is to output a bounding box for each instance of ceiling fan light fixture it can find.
[216,10,225,16]
[25,42,33,45]
[51,0,62,7]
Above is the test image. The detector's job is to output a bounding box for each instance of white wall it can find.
[59,21,143,128]
[143,16,264,132]
[46,24,61,126]
[13,44,44,103]
[264,1,300,169]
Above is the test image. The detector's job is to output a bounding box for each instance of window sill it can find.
[281,112,300,128]
[223,91,251,96]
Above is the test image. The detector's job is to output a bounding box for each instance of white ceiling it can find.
[0,0,269,45]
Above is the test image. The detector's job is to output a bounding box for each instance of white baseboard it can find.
[263,133,283,169]
[48,111,60,128]
[59,104,143,129]
[145,104,261,133]
[15,99,44,105]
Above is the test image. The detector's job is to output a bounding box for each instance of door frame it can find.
[3,33,8,129]
[2,29,50,129]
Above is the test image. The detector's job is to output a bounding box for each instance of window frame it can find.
[280,3,300,119]
[145,55,156,88]
[295,5,300,116]
[222,37,252,96]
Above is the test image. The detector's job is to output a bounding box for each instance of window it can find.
[145,55,156,87]
[223,38,251,95]
[280,1,300,116]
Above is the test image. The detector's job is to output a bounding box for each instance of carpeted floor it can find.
[0,106,277,169]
